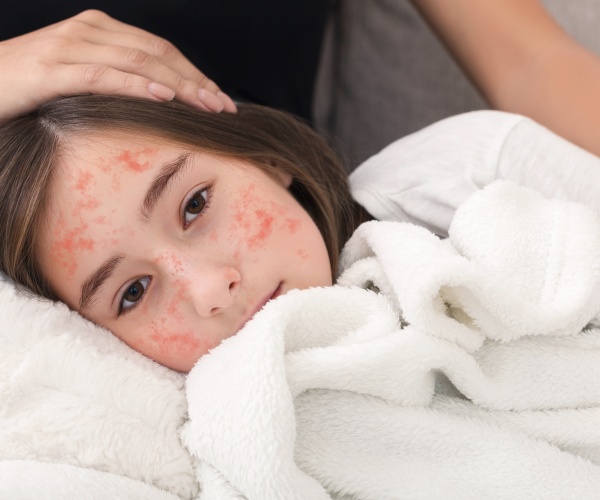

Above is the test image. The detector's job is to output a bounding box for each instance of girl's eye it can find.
[183,187,210,227]
[119,276,150,315]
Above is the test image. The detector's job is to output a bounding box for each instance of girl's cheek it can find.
[144,316,212,371]
[148,329,203,358]
[133,279,209,368]
[229,185,271,249]
[228,184,302,250]
[124,323,207,371]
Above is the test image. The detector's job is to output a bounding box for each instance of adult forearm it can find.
[412,0,600,156]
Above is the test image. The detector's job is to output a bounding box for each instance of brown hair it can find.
[0,95,370,300]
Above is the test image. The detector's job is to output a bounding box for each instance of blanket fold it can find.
[4,180,600,499]
[182,181,600,499]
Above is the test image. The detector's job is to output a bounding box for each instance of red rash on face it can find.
[166,279,189,320]
[50,170,110,275]
[296,249,309,261]
[116,149,155,173]
[153,252,185,277]
[74,197,101,215]
[95,157,124,192]
[71,170,101,215]
[75,170,94,192]
[147,312,207,364]
[50,218,95,277]
[163,253,185,275]
[247,209,274,248]
[148,330,203,357]
[285,218,301,234]
[232,184,298,250]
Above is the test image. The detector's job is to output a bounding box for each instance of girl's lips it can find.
[237,283,282,332]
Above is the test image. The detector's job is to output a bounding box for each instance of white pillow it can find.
[0,276,197,499]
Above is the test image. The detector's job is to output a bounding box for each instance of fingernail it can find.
[198,88,225,112]
[148,82,176,101]
[217,91,238,113]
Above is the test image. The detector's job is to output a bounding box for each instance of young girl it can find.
[5,95,600,498]
[5,93,600,373]
[0,94,371,372]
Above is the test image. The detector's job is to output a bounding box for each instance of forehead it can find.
[39,134,170,285]
[51,132,202,209]
[58,132,182,174]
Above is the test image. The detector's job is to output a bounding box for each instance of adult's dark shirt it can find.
[2,1,333,122]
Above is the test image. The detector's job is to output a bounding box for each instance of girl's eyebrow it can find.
[80,254,124,310]
[139,152,192,222]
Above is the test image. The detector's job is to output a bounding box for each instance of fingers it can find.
[0,8,238,120]
[47,62,181,104]
[57,39,220,111]
[54,10,238,112]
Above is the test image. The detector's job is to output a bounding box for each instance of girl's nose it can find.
[155,249,241,317]
[186,265,241,318]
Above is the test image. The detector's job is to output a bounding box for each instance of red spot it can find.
[116,149,153,173]
[70,171,101,214]
[149,330,201,355]
[166,279,188,319]
[97,156,113,174]
[74,196,100,214]
[168,254,184,274]
[111,226,135,238]
[111,172,123,193]
[234,210,251,230]
[285,218,300,234]
[247,209,273,248]
[74,171,94,192]
[50,220,95,276]
[154,252,185,274]
[229,184,286,250]
[93,215,107,225]
[296,249,309,260]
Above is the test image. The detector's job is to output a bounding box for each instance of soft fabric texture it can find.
[314,0,600,166]
[349,110,600,236]
[3,111,600,498]
[0,276,198,499]
[181,180,600,498]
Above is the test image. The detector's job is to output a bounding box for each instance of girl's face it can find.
[37,133,332,372]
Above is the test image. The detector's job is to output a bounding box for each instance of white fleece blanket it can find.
[2,180,600,499]
[182,181,600,499]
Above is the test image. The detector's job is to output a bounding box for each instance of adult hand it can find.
[0,9,236,121]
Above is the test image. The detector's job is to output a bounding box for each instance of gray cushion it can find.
[314,0,600,169]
